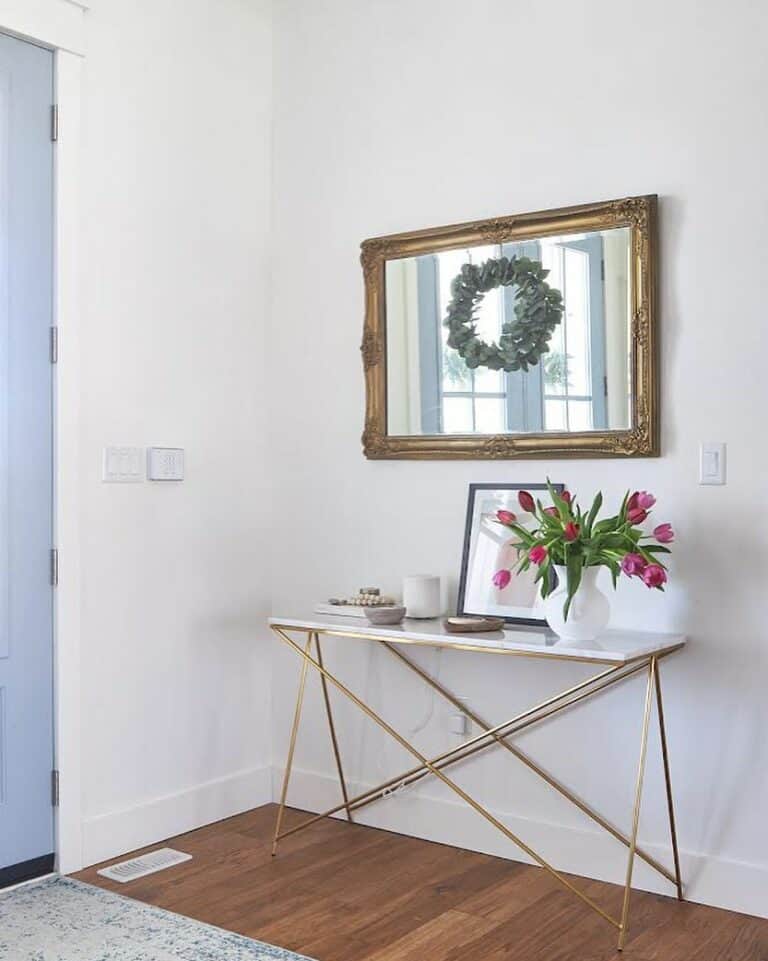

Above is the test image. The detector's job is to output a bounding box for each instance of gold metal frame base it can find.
[270,625,683,951]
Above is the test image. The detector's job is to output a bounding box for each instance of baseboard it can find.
[82,765,272,867]
[0,854,55,890]
[275,765,768,921]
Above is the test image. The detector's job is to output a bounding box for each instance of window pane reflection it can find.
[475,397,506,434]
[443,396,473,433]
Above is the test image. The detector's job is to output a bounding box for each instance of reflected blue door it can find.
[0,32,54,880]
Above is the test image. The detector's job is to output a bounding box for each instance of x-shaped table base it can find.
[270,624,684,951]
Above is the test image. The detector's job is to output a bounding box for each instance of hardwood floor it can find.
[74,804,768,961]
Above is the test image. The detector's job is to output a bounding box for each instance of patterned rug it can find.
[0,876,313,960]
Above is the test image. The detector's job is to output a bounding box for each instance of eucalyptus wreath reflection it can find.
[443,255,564,373]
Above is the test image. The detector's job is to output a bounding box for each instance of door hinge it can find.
[50,326,58,364]
[51,770,60,807]
[51,104,59,143]
[50,548,59,587]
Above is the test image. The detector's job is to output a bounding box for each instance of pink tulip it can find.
[563,521,580,542]
[493,569,512,590]
[561,490,572,505]
[621,553,647,577]
[654,523,675,544]
[529,545,548,565]
[642,564,667,589]
[629,490,655,512]
[518,490,536,514]
[628,507,648,525]
[543,506,559,517]
[496,509,517,526]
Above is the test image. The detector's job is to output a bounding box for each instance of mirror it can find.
[361,196,658,459]
[386,228,631,436]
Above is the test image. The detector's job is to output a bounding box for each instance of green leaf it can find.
[636,545,667,568]
[618,490,630,524]
[593,515,619,535]
[508,540,529,555]
[546,478,570,520]
[508,523,536,546]
[563,554,583,621]
[600,533,634,549]
[584,491,603,536]
[539,559,554,598]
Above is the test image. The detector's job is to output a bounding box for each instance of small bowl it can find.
[364,605,406,626]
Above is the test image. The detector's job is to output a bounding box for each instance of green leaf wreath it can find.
[443,256,564,372]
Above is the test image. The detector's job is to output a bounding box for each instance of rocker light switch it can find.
[147,447,184,481]
[699,442,726,485]
[103,446,143,483]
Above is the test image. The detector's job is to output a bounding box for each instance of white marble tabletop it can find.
[268,613,686,664]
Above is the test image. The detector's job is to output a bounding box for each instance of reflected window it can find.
[417,236,608,433]
[539,237,607,432]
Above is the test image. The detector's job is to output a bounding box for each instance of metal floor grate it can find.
[97,847,192,883]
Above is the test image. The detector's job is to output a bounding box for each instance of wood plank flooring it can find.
[74,804,768,961]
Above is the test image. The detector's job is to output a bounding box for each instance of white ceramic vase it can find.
[544,565,610,642]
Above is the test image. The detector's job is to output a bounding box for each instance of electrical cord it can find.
[375,647,442,800]
[407,647,441,736]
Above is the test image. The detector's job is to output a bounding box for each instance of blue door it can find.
[0,32,55,886]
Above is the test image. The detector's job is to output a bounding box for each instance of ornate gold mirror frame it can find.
[360,195,658,459]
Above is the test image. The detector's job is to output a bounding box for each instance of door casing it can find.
[0,1,88,876]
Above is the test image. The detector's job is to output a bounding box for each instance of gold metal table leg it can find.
[275,651,648,844]
[618,656,657,950]
[382,640,678,887]
[655,658,684,900]
[272,626,621,930]
[270,625,684,948]
[275,643,635,841]
[314,633,354,822]
[271,633,313,856]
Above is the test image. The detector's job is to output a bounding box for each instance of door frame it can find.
[0,0,88,875]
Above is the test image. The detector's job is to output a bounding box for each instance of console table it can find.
[269,614,686,951]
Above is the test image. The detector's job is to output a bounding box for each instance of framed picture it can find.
[457,482,565,627]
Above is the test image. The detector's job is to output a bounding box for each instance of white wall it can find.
[77,0,273,864]
[268,0,768,918]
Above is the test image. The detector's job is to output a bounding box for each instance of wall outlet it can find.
[449,713,470,736]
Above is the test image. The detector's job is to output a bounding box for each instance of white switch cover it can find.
[699,442,726,485]
[103,446,144,483]
[148,447,184,481]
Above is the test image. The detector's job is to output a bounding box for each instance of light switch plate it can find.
[148,447,184,481]
[699,442,726,485]
[103,446,143,483]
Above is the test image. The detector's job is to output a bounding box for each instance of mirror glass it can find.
[385,227,631,436]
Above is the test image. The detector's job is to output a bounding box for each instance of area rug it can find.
[0,876,314,961]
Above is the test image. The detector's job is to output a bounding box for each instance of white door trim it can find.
[0,0,88,56]
[0,0,87,874]
[52,48,84,876]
